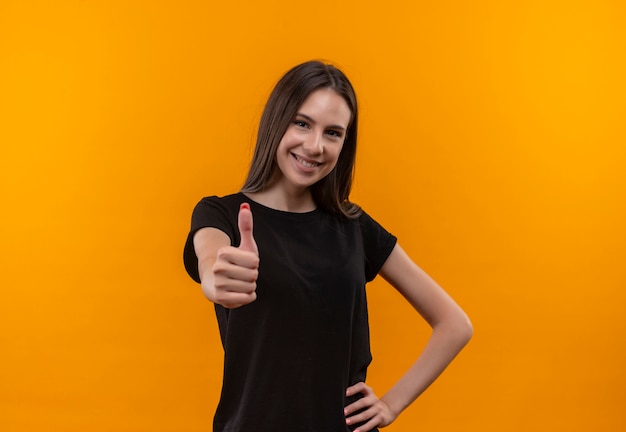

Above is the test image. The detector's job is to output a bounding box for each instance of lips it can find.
[292,153,321,168]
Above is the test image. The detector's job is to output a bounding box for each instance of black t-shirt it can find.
[184,193,397,432]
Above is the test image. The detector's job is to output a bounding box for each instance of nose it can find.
[302,130,323,155]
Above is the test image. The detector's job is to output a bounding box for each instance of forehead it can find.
[297,88,352,127]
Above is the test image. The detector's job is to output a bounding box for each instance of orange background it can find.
[1,1,625,431]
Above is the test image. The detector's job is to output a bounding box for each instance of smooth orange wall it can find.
[1,1,625,431]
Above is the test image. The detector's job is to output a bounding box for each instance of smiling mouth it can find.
[293,154,320,168]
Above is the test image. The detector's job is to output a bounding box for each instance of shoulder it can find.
[356,208,392,235]
[324,205,392,236]
[192,193,246,218]
[331,205,397,253]
[189,193,249,238]
[196,193,244,210]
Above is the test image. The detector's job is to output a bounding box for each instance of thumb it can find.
[238,203,258,255]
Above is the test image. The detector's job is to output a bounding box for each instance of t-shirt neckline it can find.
[237,192,322,219]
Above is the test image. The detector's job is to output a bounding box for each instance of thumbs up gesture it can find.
[209,203,260,308]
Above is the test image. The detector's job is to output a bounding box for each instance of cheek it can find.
[331,143,344,161]
[325,148,343,171]
[275,135,291,156]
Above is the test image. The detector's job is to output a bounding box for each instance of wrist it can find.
[380,395,403,420]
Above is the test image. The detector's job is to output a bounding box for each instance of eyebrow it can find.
[296,113,347,131]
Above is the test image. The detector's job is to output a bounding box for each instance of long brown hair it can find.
[241,61,361,219]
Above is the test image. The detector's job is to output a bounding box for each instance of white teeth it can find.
[294,155,319,168]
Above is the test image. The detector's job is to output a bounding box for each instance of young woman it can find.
[184,61,472,432]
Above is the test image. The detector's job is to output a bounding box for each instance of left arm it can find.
[344,243,473,431]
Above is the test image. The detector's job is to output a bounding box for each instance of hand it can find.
[210,203,260,308]
[344,382,395,432]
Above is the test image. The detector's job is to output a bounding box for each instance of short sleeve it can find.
[359,211,397,282]
[183,196,239,283]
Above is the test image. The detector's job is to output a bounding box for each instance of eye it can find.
[294,120,309,128]
[325,129,343,139]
